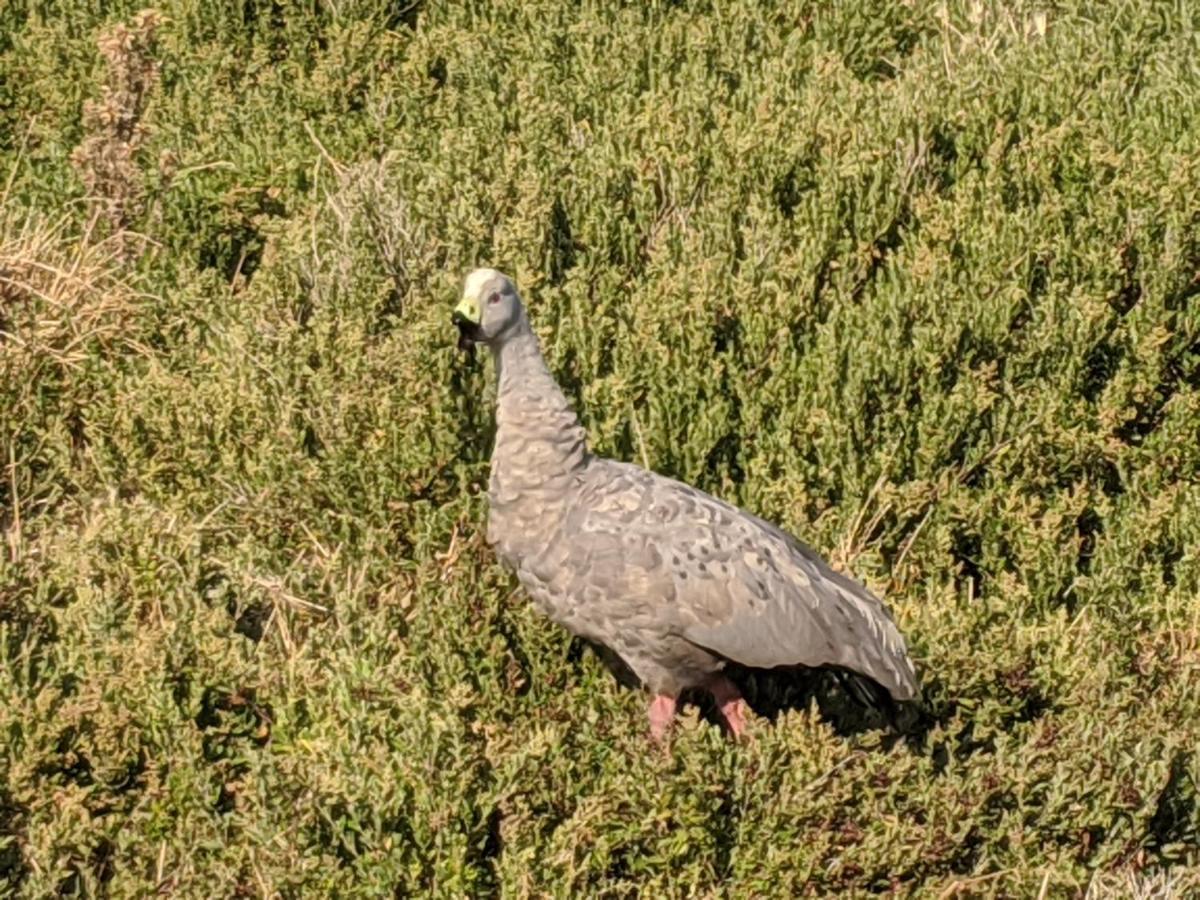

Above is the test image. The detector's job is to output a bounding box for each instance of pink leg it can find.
[648,694,678,741]
[708,675,749,738]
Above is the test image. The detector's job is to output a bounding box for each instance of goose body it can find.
[453,268,918,737]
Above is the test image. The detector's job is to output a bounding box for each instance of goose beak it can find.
[452,296,482,354]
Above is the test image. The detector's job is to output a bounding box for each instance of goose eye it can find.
[487,292,501,305]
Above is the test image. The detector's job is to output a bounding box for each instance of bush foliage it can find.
[1,0,1198,895]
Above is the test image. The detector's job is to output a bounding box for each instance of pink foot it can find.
[708,675,750,738]
[648,694,678,742]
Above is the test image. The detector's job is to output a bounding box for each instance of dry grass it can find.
[69,8,163,260]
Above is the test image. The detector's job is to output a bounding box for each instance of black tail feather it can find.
[832,669,900,730]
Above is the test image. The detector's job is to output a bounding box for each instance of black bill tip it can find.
[452,312,480,358]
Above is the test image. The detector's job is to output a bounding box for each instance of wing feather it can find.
[571,460,919,701]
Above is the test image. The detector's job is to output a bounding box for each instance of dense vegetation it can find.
[2,0,1198,895]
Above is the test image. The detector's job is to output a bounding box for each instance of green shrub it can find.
[1,0,1198,895]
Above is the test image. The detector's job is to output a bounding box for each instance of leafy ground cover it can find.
[1,0,1198,895]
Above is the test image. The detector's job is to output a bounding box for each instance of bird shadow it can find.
[580,640,946,749]
[715,664,945,749]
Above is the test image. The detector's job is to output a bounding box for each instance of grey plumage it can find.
[453,268,918,736]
